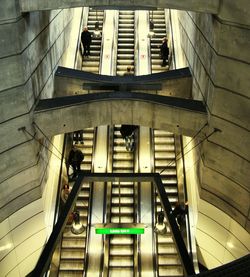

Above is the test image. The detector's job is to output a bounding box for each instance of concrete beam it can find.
[55,66,192,98]
[33,91,207,138]
[19,0,220,14]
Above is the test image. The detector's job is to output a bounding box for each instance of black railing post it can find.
[153,174,195,276]
[30,172,85,277]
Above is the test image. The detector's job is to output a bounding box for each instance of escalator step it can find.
[158,265,183,277]
[158,254,181,265]
[61,248,85,259]
[58,270,83,277]
[109,268,133,277]
[109,256,133,266]
[158,244,178,254]
[59,260,84,270]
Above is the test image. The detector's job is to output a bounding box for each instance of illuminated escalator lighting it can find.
[95,228,144,235]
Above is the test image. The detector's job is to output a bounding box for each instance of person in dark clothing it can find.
[154,210,166,234]
[120,125,138,152]
[120,125,138,140]
[81,26,92,57]
[157,211,165,225]
[123,66,133,76]
[73,210,80,224]
[68,145,84,178]
[160,37,169,67]
[172,201,188,227]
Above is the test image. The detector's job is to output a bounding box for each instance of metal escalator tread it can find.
[116,10,134,76]
[82,9,104,73]
[150,9,169,73]
[109,126,135,271]
[58,128,95,276]
[158,266,183,277]
[109,268,134,277]
[58,270,84,277]
[105,11,136,274]
[153,124,183,276]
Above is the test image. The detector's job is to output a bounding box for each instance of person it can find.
[81,26,92,57]
[172,201,188,227]
[120,125,138,140]
[120,125,138,152]
[160,37,169,67]
[61,184,71,203]
[123,66,133,76]
[73,130,84,144]
[68,145,84,178]
[73,210,80,224]
[154,210,166,234]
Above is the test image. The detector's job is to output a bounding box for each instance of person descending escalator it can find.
[67,145,84,179]
[123,66,133,76]
[61,184,71,203]
[120,125,138,152]
[81,26,92,57]
[160,37,169,67]
[73,130,84,144]
[172,201,188,228]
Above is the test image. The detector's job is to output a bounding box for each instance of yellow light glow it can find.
[227,242,234,249]
[0,243,12,251]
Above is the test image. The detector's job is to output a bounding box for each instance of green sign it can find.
[96,228,144,235]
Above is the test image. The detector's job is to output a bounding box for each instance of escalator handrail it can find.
[30,172,249,277]
[154,174,195,276]
[30,174,84,277]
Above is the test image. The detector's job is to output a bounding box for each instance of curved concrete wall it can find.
[182,136,250,270]
[0,1,76,275]
[174,1,250,268]
[176,8,250,225]
[0,1,249,274]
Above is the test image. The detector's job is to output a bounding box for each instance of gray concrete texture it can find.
[19,0,219,13]
[0,162,45,221]
[0,1,249,274]
[54,72,192,98]
[34,97,207,138]
[177,9,250,230]
[201,166,250,217]
[19,0,250,26]
[0,11,72,92]
[0,0,21,23]
[0,3,74,223]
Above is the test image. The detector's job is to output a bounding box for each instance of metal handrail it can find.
[29,174,84,277]
[30,172,250,277]
[29,172,195,276]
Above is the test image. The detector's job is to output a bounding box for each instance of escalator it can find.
[116,11,135,76]
[150,9,168,73]
[58,128,95,276]
[105,125,138,276]
[153,130,183,277]
[105,13,137,273]
[82,9,104,73]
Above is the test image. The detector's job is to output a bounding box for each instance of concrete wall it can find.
[183,136,250,270]
[175,0,250,269]
[0,1,75,275]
